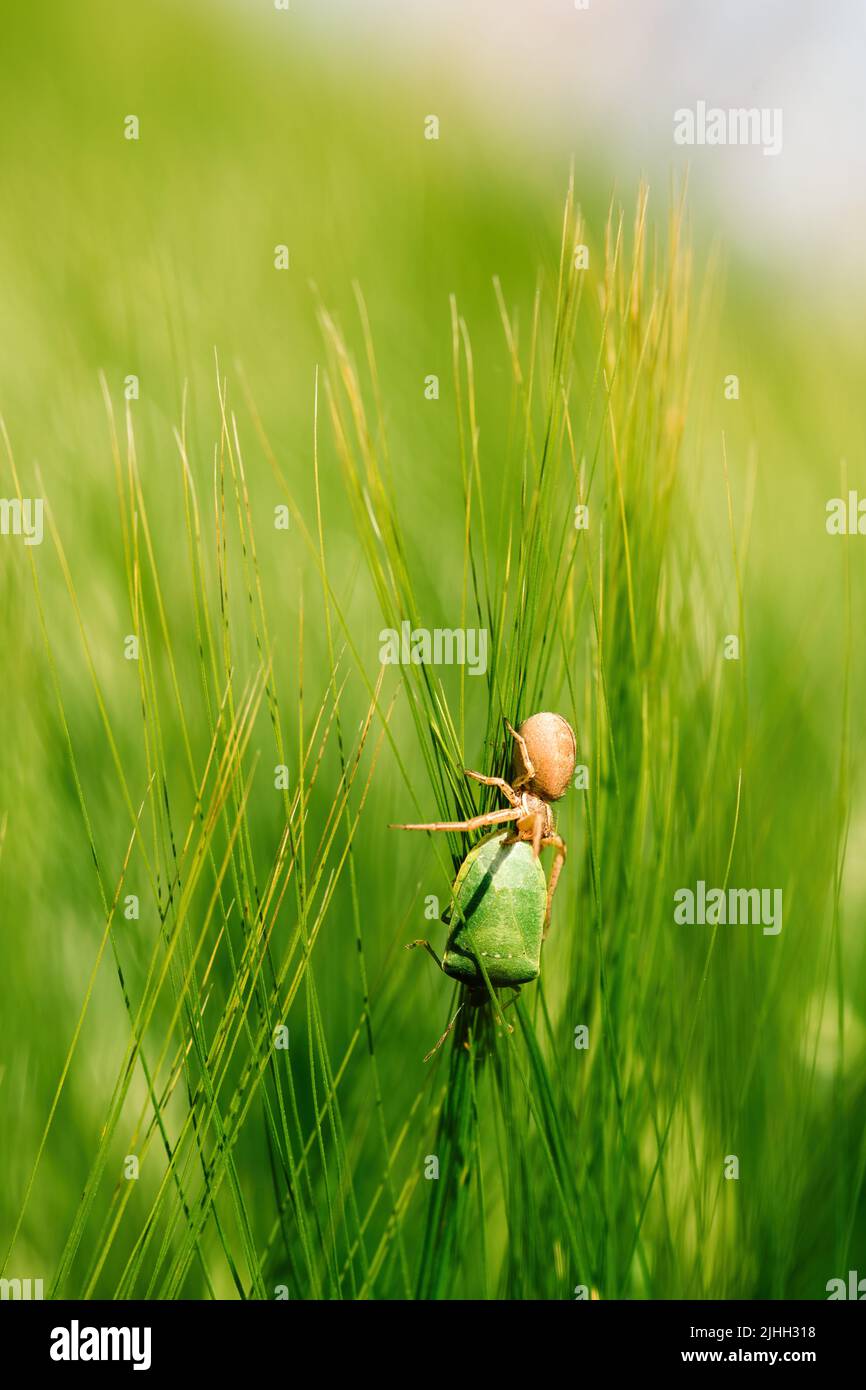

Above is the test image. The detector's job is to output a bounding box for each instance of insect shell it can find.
[441,829,547,989]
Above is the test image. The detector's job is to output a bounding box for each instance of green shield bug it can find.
[439,828,547,987]
[391,712,576,1051]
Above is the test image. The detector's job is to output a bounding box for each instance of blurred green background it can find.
[1,0,864,1300]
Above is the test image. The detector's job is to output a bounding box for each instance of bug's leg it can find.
[406,939,445,971]
[463,769,521,807]
[389,807,521,833]
[540,834,567,935]
[405,945,468,1060]
[423,1003,465,1063]
[505,719,535,790]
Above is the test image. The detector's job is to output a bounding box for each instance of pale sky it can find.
[275,0,866,289]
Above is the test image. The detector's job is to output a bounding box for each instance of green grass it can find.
[1,1,865,1301]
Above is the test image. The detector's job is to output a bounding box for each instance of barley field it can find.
[1,1,864,1302]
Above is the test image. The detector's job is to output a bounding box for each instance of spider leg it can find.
[463,769,521,807]
[389,807,521,833]
[532,812,544,859]
[540,833,567,935]
[505,719,536,790]
[512,810,544,856]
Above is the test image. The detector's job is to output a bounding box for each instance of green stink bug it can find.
[440,829,547,988]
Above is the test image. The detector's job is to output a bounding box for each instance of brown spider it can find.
[390,711,575,931]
